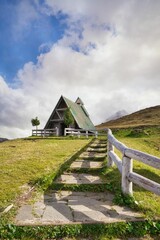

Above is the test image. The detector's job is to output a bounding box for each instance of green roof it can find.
[63,96,95,131]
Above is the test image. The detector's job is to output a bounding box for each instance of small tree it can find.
[64,108,74,127]
[31,117,40,131]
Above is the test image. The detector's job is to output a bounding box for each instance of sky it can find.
[0,0,160,139]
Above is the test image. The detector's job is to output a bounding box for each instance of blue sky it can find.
[0,0,160,138]
[0,0,67,83]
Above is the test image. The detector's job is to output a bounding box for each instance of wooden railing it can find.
[32,128,58,137]
[64,128,99,138]
[107,129,160,196]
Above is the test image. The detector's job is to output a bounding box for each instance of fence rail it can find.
[64,128,108,138]
[32,128,58,137]
[64,128,98,138]
[107,129,160,196]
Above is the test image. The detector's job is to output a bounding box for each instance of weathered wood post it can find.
[95,131,98,138]
[78,131,80,138]
[107,129,114,167]
[122,155,133,195]
[107,141,114,167]
[86,130,88,138]
[43,129,46,138]
[64,128,66,136]
[56,127,59,136]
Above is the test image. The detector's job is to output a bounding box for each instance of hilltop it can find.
[96,105,160,129]
[105,110,128,121]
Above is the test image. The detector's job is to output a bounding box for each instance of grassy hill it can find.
[0,138,89,209]
[0,135,160,239]
[96,105,160,129]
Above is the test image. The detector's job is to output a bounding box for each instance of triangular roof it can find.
[75,97,84,105]
[63,96,95,130]
[45,96,95,130]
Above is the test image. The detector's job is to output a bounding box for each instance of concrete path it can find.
[15,139,143,225]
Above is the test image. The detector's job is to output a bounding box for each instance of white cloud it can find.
[1,0,160,138]
[12,0,39,40]
[38,42,52,53]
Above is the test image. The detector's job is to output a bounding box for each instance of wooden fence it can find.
[32,128,58,137]
[107,129,160,196]
[64,128,100,138]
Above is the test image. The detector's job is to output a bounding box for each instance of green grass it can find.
[0,138,89,209]
[103,127,160,218]
[0,221,160,239]
[0,130,160,239]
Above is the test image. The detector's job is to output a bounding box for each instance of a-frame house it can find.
[44,96,95,136]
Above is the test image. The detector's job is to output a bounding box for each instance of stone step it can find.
[90,143,107,148]
[94,139,107,143]
[15,137,143,226]
[79,152,106,160]
[70,160,104,169]
[55,173,105,184]
[87,147,107,153]
[15,190,142,225]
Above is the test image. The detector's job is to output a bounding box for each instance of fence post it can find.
[95,131,98,138]
[64,128,66,136]
[122,155,133,195]
[78,131,80,138]
[86,131,88,138]
[43,129,46,138]
[107,141,114,167]
[56,127,59,136]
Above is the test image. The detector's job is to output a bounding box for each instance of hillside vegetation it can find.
[97,105,160,129]
[111,127,160,217]
[0,133,160,239]
[0,138,89,209]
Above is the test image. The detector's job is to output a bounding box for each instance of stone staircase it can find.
[55,139,107,185]
[15,138,142,225]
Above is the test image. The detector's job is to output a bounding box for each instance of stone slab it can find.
[15,205,34,221]
[15,191,142,225]
[89,143,107,148]
[73,210,119,223]
[34,201,46,217]
[70,160,103,169]
[93,140,107,144]
[79,152,106,160]
[55,173,104,184]
[44,191,114,202]
[87,147,107,153]
[15,205,37,225]
[42,203,73,223]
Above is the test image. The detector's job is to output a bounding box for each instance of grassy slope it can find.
[110,127,160,217]
[96,105,160,129]
[0,138,89,209]
[97,105,160,218]
[0,133,160,239]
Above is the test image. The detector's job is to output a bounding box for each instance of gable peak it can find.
[75,97,84,106]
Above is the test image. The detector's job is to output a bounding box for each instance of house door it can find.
[60,123,66,136]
